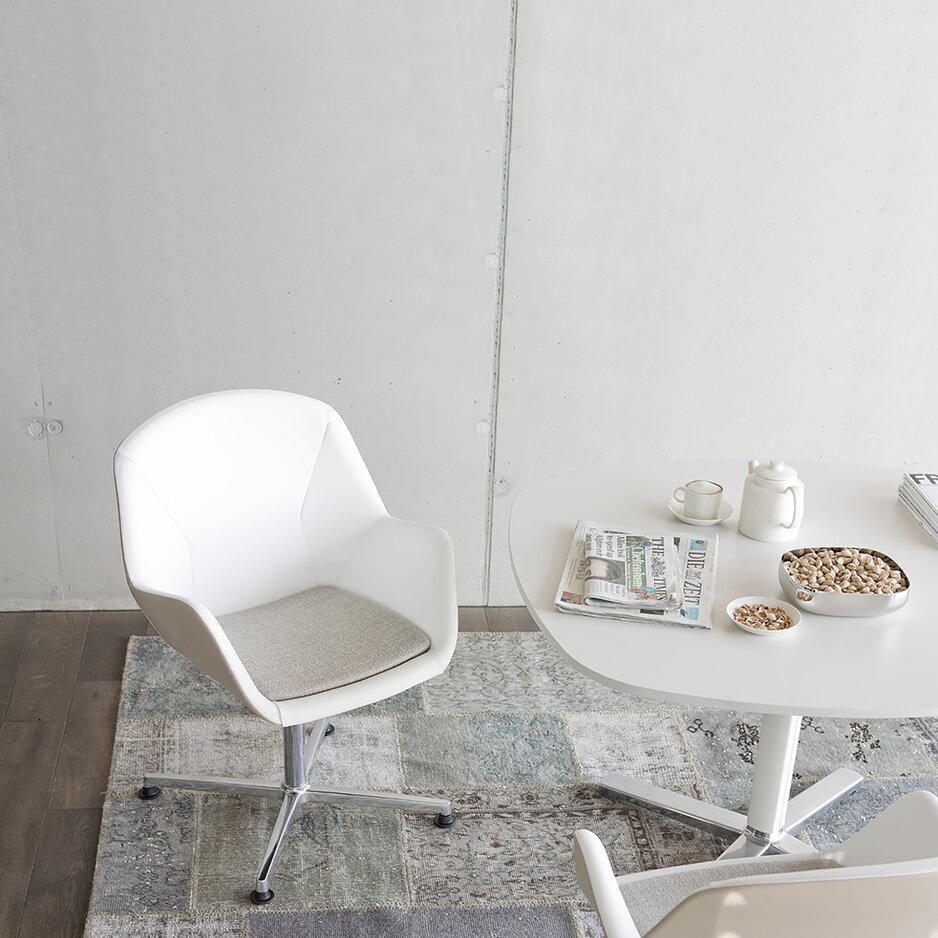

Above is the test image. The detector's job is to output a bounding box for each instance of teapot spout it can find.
[748,459,761,474]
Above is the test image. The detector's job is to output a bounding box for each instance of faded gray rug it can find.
[84,633,938,937]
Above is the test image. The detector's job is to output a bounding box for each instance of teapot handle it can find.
[784,485,804,530]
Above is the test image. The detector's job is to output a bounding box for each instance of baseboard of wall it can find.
[0,599,139,612]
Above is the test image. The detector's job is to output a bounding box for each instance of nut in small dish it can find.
[727,596,802,636]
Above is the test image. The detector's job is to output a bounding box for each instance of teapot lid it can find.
[752,459,799,482]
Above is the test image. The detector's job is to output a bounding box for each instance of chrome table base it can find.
[600,714,863,859]
[140,718,454,903]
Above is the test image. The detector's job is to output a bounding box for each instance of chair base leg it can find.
[137,717,455,904]
[254,786,306,898]
[141,772,283,800]
[300,785,453,815]
[435,810,457,828]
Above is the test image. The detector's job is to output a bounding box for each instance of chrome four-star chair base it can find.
[600,713,864,859]
[137,718,456,904]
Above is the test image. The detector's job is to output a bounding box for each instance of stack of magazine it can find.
[555,520,718,629]
[897,472,938,544]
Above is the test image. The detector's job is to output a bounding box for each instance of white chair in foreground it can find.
[114,389,458,904]
[575,790,938,937]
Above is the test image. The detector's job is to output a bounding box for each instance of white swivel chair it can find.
[114,389,459,904]
[574,790,938,937]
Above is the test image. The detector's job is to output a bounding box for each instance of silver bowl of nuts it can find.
[779,547,910,617]
[727,596,802,636]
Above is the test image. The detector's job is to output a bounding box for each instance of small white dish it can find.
[668,497,733,526]
[726,596,802,636]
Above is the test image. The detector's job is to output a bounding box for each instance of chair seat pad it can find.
[619,853,840,936]
[217,586,431,702]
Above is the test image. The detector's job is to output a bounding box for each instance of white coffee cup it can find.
[673,480,724,521]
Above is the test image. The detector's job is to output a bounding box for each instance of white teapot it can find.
[737,459,805,542]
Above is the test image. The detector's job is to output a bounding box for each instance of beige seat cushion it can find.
[217,586,431,701]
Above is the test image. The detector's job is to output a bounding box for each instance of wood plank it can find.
[0,720,66,938]
[457,607,489,632]
[49,681,121,810]
[78,610,147,682]
[485,606,539,632]
[15,807,101,938]
[5,611,90,722]
[0,613,34,720]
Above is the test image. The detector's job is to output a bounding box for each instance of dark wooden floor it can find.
[0,607,536,938]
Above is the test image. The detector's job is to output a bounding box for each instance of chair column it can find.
[284,723,307,790]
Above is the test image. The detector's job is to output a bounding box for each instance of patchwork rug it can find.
[84,632,938,937]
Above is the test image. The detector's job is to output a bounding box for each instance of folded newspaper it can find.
[555,520,718,629]
[897,472,938,545]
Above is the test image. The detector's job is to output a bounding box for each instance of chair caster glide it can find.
[138,785,162,800]
[250,888,274,905]
[435,811,456,829]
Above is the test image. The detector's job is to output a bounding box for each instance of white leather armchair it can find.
[574,790,938,937]
[114,389,458,904]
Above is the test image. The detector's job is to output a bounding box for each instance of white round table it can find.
[509,460,938,857]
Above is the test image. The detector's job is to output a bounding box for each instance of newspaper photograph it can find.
[555,520,718,630]
[583,529,683,609]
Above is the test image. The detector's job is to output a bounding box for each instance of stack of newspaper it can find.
[897,472,938,544]
[555,520,718,629]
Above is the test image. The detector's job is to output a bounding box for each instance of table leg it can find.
[600,712,864,861]
[783,767,865,832]
[742,713,801,845]
[600,773,746,838]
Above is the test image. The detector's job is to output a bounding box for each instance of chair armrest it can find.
[574,830,641,938]
[131,584,280,724]
[825,790,938,867]
[337,514,458,661]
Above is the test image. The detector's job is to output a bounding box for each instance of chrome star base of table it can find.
[600,713,864,859]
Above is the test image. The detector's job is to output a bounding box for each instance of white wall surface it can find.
[3,2,938,609]
[0,130,60,602]
[0,1,512,607]
[488,0,938,601]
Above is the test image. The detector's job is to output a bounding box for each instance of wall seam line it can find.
[481,0,519,604]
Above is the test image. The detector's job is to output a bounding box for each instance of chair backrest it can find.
[648,864,938,937]
[577,791,938,938]
[115,390,386,615]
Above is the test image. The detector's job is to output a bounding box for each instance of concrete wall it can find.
[488,0,938,600]
[3,1,937,608]
[0,0,513,607]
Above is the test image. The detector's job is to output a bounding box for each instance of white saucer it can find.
[667,498,733,526]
